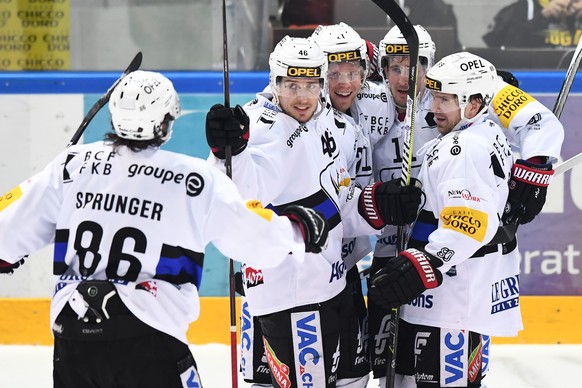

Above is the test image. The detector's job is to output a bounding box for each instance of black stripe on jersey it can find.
[54,229,70,275]
[154,245,205,287]
[266,190,341,230]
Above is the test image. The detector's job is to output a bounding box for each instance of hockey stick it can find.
[370,1,419,387]
[553,35,582,119]
[67,52,142,147]
[220,0,238,387]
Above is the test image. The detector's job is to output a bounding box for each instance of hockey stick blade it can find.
[67,52,143,147]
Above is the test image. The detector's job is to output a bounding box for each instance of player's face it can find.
[430,91,461,134]
[327,61,363,113]
[386,55,426,110]
[276,77,321,123]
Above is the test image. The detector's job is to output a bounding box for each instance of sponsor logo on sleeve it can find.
[0,185,22,212]
[440,207,488,242]
[244,266,264,289]
[490,274,520,314]
[492,84,534,128]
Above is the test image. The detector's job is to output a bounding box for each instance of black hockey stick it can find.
[370,1,419,387]
[220,0,238,387]
[67,52,142,147]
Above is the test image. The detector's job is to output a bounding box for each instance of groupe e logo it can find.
[185,173,204,197]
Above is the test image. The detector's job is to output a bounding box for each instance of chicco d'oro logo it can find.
[185,173,204,197]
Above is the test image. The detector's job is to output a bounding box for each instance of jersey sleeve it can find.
[491,81,564,163]
[0,154,63,262]
[200,165,305,268]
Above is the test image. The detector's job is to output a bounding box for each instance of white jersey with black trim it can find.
[489,79,564,163]
[372,91,440,258]
[209,92,378,316]
[0,142,306,344]
[401,117,523,337]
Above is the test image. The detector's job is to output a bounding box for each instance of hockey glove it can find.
[206,104,250,159]
[368,248,443,309]
[365,40,383,82]
[281,205,329,254]
[358,178,422,229]
[497,70,519,88]
[504,159,554,225]
[0,257,25,275]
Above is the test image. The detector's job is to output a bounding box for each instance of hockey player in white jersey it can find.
[0,70,331,388]
[369,52,521,388]
[206,36,423,388]
[367,25,440,384]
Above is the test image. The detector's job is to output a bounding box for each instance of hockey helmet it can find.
[109,70,181,142]
[378,25,436,71]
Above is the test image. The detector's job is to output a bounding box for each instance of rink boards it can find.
[0,71,581,344]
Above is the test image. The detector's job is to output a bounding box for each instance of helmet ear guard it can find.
[109,70,181,142]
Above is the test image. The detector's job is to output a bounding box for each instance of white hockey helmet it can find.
[109,70,181,142]
[269,36,327,98]
[378,25,436,71]
[311,22,368,79]
[426,51,497,122]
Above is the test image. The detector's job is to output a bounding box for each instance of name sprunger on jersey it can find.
[76,192,163,220]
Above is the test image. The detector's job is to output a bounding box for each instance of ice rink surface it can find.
[0,344,581,387]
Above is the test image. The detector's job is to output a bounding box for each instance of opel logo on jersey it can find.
[185,173,204,197]
[327,50,361,63]
[286,66,321,77]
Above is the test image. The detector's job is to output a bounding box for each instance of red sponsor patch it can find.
[244,267,264,289]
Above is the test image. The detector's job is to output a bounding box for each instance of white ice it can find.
[0,344,580,387]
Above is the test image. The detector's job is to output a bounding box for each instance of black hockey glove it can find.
[368,248,443,309]
[358,178,422,229]
[497,69,519,88]
[281,205,329,254]
[504,159,554,225]
[206,104,250,159]
[0,257,25,275]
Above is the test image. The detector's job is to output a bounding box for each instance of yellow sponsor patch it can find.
[286,66,321,77]
[0,186,22,212]
[246,200,274,221]
[440,206,488,242]
[492,84,534,128]
[327,50,362,63]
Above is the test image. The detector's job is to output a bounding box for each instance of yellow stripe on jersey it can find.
[0,186,23,212]
[245,200,274,221]
[492,84,535,128]
[440,206,488,242]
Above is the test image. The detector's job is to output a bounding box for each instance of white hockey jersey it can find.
[0,142,307,343]
[400,117,523,337]
[208,92,378,316]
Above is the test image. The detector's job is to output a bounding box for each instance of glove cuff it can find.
[512,159,554,187]
[358,183,384,229]
[401,248,441,289]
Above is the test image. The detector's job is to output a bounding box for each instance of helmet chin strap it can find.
[452,103,488,132]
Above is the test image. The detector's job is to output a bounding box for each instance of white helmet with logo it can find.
[311,22,368,79]
[378,25,436,72]
[426,51,497,123]
[269,36,327,99]
[109,70,181,142]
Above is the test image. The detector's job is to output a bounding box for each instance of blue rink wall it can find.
[1,71,582,297]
